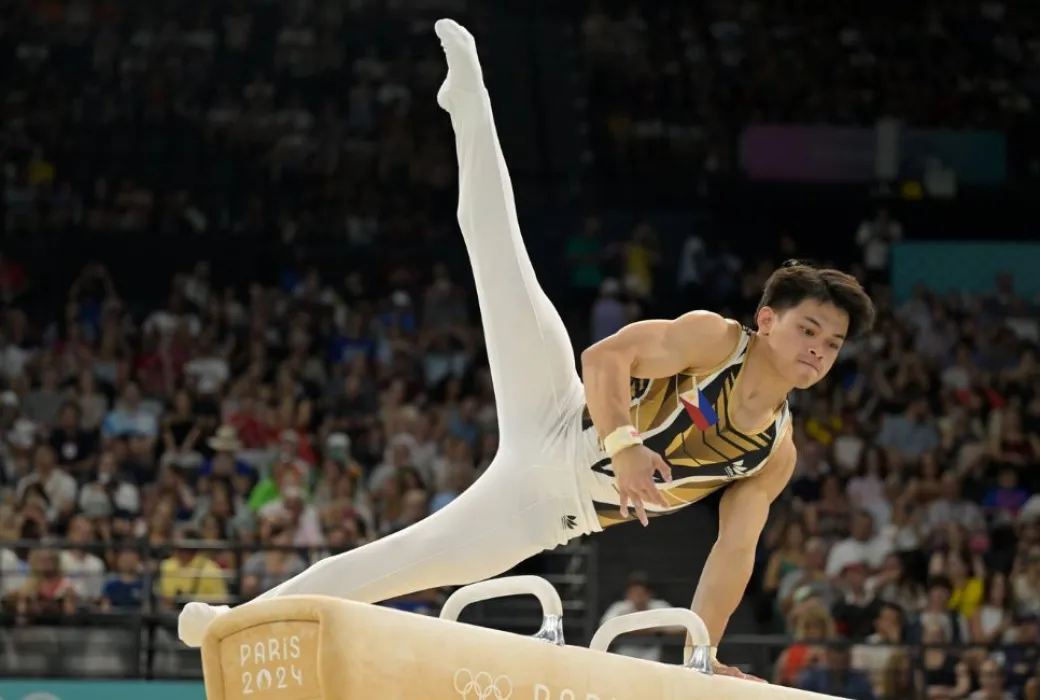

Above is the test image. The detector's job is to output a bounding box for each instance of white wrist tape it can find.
[603,425,642,457]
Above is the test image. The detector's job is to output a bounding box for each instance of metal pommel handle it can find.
[440,576,566,646]
[589,608,714,675]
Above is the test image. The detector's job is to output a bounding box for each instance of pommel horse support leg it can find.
[200,577,847,700]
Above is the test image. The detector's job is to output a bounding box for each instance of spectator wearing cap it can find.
[156,525,228,610]
[795,638,875,700]
[324,432,358,470]
[598,572,684,662]
[199,426,257,481]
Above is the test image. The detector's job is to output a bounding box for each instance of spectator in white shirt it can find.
[827,511,895,577]
[59,515,107,602]
[599,572,684,662]
[15,444,78,524]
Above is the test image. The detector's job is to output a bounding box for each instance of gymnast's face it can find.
[757,299,849,390]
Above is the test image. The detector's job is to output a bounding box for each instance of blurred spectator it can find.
[827,511,894,577]
[59,514,106,603]
[599,572,683,662]
[9,549,78,621]
[969,658,1015,700]
[240,522,306,600]
[851,602,906,696]
[773,601,834,686]
[795,639,875,700]
[156,526,228,610]
[100,548,146,611]
[916,622,971,700]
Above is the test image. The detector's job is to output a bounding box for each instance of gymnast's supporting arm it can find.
[688,433,797,662]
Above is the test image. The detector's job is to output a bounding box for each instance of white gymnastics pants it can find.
[252,23,599,607]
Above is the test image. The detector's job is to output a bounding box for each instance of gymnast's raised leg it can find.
[177,20,586,648]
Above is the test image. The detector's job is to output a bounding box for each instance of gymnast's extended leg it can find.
[177,20,585,647]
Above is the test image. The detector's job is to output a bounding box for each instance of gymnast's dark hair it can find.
[757,259,875,338]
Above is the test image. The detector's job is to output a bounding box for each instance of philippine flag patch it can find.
[679,387,719,430]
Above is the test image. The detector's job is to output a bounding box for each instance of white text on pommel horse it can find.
[239,635,305,695]
[533,686,614,700]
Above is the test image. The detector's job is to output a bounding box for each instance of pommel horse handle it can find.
[440,575,566,646]
[589,607,715,675]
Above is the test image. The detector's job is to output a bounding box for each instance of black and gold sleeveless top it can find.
[582,325,793,529]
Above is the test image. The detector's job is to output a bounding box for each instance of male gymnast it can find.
[179,19,875,678]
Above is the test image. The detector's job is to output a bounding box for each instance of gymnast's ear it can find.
[756,306,777,336]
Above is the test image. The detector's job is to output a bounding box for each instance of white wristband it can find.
[603,425,642,457]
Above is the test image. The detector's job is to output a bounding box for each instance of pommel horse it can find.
[198,576,847,700]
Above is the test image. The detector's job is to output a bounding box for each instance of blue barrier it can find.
[891,241,1040,302]
[0,681,205,700]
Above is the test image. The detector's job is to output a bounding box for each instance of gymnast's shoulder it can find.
[586,310,740,380]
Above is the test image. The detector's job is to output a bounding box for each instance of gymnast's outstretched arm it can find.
[689,433,797,656]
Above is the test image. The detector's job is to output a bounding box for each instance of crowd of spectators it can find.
[4,0,466,243]
[578,0,1040,176]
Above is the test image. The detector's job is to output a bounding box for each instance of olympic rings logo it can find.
[453,669,513,700]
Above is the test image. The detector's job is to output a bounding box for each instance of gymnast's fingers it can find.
[632,499,649,527]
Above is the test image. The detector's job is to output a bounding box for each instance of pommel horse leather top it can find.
[198,576,848,700]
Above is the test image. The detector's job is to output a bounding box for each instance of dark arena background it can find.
[1,1,1040,699]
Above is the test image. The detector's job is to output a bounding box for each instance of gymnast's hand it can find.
[610,445,672,526]
[713,663,767,683]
